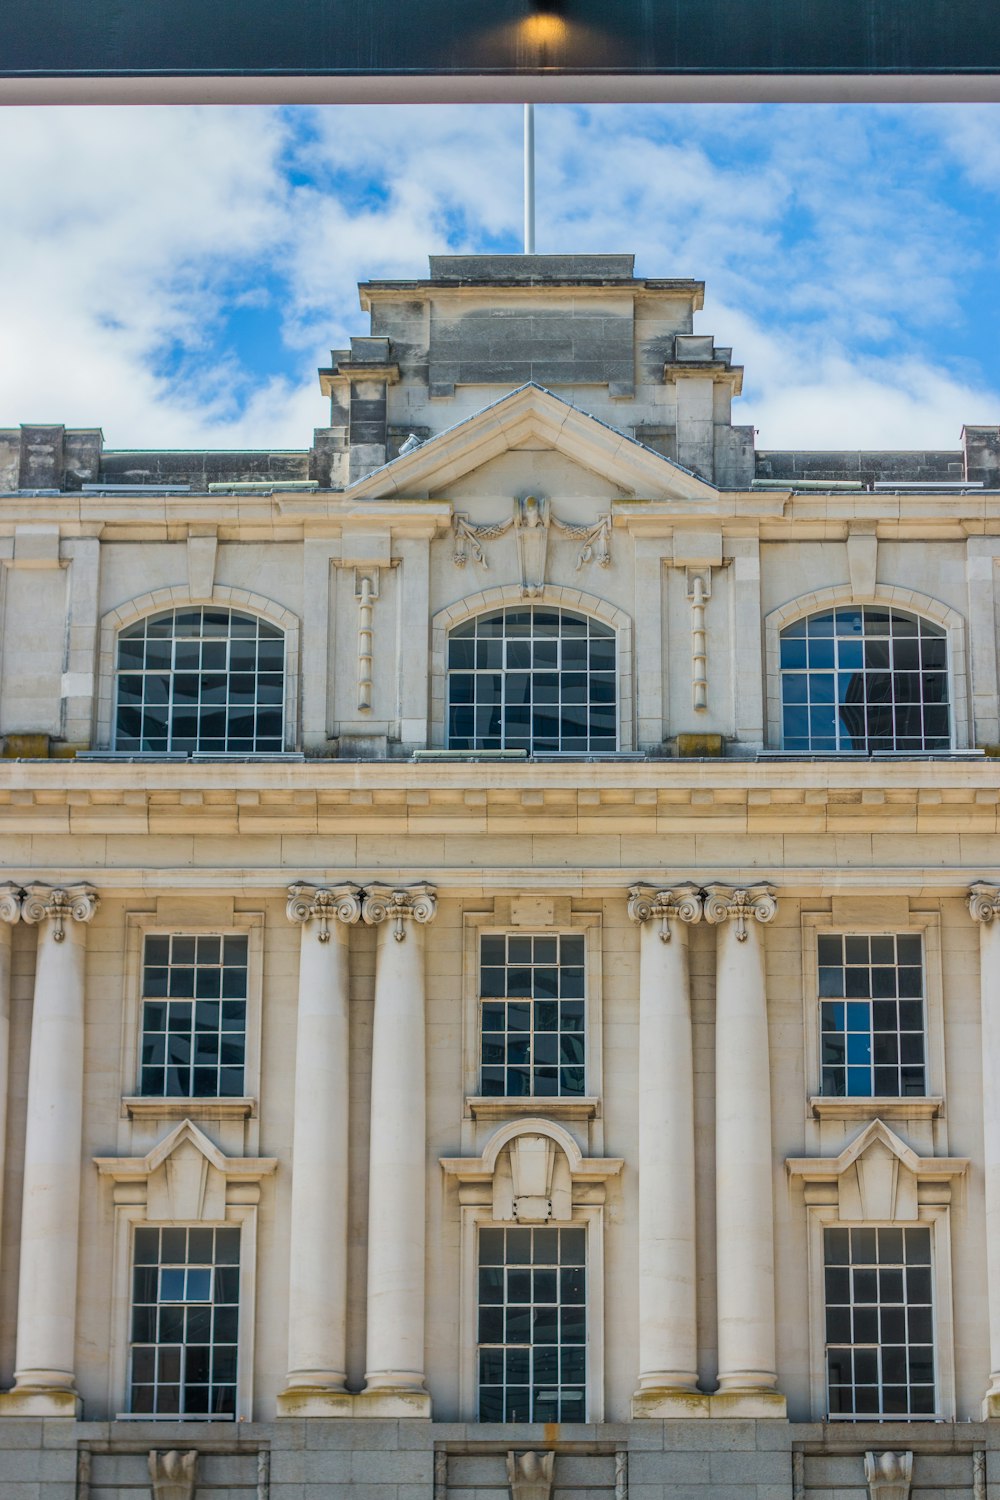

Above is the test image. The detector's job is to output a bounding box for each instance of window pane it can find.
[447,607,617,754]
[781,609,949,752]
[823,1225,934,1419]
[139,934,247,1097]
[129,1225,240,1417]
[477,1226,585,1423]
[818,934,925,1098]
[115,608,285,754]
[478,933,586,1096]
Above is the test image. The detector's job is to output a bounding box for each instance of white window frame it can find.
[430,586,634,753]
[763,586,969,752]
[120,910,264,1124]
[462,906,603,1128]
[804,1202,956,1423]
[458,1202,606,1425]
[801,910,945,1132]
[108,1201,260,1423]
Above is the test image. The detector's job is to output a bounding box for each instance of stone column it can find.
[360,883,436,1415]
[703,882,785,1415]
[276,882,362,1416]
[969,884,1000,1417]
[0,886,22,1291]
[627,883,704,1414]
[4,883,98,1415]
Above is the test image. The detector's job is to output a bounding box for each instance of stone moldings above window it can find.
[95,1117,276,1220]
[441,1119,622,1224]
[786,1118,967,1220]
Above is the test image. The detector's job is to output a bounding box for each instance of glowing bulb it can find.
[520,11,568,46]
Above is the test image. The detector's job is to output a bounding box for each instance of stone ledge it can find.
[810,1096,943,1121]
[275,1388,431,1419]
[466,1096,599,1122]
[122,1096,257,1121]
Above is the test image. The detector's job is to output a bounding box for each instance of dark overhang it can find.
[3,0,1000,105]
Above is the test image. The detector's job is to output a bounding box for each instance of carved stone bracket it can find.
[286,882,363,942]
[627,882,703,942]
[149,1450,199,1500]
[21,881,99,941]
[452,495,613,594]
[974,1451,986,1500]
[362,882,437,941]
[506,1450,554,1500]
[864,1451,912,1500]
[703,883,777,942]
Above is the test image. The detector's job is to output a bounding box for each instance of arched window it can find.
[115,607,285,754]
[780,606,950,753]
[447,606,617,755]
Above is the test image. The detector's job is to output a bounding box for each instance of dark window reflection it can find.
[780,608,950,753]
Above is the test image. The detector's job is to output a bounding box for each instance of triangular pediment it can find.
[787,1118,968,1182]
[786,1119,967,1222]
[345,383,719,504]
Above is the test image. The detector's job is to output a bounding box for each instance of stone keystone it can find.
[864,1451,913,1500]
[149,1449,198,1500]
[507,1450,555,1500]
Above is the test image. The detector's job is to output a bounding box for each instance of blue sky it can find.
[1,102,999,452]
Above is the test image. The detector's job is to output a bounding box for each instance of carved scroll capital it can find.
[362,882,437,941]
[0,883,22,925]
[627,882,702,942]
[864,1451,912,1500]
[149,1449,199,1500]
[21,882,99,941]
[286,882,363,942]
[507,1450,555,1500]
[702,882,776,941]
[969,883,1000,925]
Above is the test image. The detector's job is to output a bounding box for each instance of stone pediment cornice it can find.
[94,1117,277,1184]
[343,382,720,505]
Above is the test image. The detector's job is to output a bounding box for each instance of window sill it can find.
[466,1096,599,1121]
[122,1096,257,1120]
[809,1096,943,1121]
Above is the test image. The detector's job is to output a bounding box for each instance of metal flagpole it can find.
[523,102,535,253]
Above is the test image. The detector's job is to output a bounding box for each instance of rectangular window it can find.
[129,1225,240,1417]
[140,934,248,1097]
[479,934,585,1097]
[477,1225,586,1423]
[818,934,925,1096]
[825,1225,935,1419]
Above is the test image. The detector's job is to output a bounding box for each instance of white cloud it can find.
[0,101,997,455]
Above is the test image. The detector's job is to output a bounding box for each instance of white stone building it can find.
[0,253,998,1500]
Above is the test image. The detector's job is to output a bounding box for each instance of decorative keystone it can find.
[507,1450,555,1500]
[286,882,362,942]
[702,882,776,942]
[969,883,1000,924]
[864,1451,912,1500]
[0,883,22,925]
[362,883,437,941]
[149,1449,199,1500]
[21,882,98,941]
[627,883,702,942]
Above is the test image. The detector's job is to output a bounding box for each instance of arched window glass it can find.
[780,606,950,752]
[115,607,285,754]
[448,606,617,755]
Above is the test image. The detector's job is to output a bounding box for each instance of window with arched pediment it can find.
[779,606,950,753]
[447,605,617,755]
[114,606,285,754]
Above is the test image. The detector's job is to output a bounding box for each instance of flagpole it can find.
[523,102,535,253]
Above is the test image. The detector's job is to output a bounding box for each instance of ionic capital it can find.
[286,882,362,942]
[969,883,1000,925]
[703,882,776,942]
[21,882,99,942]
[627,882,702,942]
[361,883,437,941]
[0,883,23,925]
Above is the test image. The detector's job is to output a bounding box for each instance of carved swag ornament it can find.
[452,494,612,596]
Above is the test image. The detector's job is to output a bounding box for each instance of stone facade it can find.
[1,254,1000,1497]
